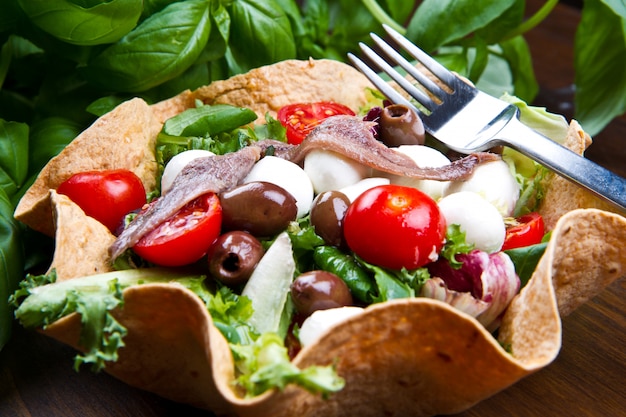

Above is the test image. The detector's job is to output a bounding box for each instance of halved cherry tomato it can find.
[277,102,355,145]
[501,212,545,251]
[132,193,222,267]
[57,169,146,233]
[343,185,447,270]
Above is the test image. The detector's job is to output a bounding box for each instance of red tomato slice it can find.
[277,102,355,145]
[343,185,447,270]
[501,212,545,251]
[56,169,146,233]
[132,193,222,267]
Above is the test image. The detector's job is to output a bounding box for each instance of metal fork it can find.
[348,24,626,211]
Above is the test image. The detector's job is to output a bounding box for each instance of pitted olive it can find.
[207,231,264,287]
[310,190,350,247]
[378,104,425,147]
[220,181,298,237]
[290,270,354,317]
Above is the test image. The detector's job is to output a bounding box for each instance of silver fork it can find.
[348,24,626,211]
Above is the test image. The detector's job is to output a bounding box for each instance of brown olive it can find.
[207,231,264,287]
[310,191,350,247]
[220,181,298,237]
[378,104,426,147]
[290,270,353,317]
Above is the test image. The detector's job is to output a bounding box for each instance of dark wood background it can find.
[1,1,624,416]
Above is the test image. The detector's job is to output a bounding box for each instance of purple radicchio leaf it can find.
[423,249,520,331]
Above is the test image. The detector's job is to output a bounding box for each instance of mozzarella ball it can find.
[437,191,505,253]
[299,306,364,348]
[382,145,451,200]
[338,177,390,203]
[161,149,215,194]
[444,159,520,217]
[304,149,371,194]
[244,156,314,218]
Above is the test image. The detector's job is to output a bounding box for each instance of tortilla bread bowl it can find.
[14,59,626,417]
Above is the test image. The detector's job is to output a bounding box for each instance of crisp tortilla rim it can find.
[47,191,116,281]
[14,98,161,236]
[20,59,626,416]
[151,59,375,123]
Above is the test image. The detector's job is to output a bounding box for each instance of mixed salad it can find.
[11,91,571,398]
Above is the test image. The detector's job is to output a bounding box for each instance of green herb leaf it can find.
[406,0,517,52]
[0,118,28,200]
[28,117,81,176]
[0,186,24,350]
[499,36,538,102]
[17,0,142,46]
[312,245,377,303]
[226,0,296,73]
[81,0,212,92]
[504,242,547,288]
[163,104,257,137]
[574,0,626,135]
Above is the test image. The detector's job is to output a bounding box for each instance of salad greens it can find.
[10,266,344,395]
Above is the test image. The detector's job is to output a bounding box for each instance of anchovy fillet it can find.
[109,146,261,259]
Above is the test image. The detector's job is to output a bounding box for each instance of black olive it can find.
[290,270,353,317]
[310,191,350,247]
[207,231,264,287]
[220,181,298,237]
[378,104,426,147]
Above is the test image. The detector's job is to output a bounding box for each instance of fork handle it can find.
[497,118,626,211]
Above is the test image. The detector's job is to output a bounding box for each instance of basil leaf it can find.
[0,119,28,200]
[162,104,258,137]
[406,0,516,52]
[499,36,538,102]
[28,116,81,176]
[204,1,230,62]
[504,242,547,288]
[574,0,626,135]
[17,0,142,46]
[81,0,211,92]
[226,0,296,73]
[475,0,525,44]
[0,187,24,350]
[141,0,180,20]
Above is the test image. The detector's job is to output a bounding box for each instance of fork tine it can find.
[347,52,419,111]
[369,32,446,100]
[356,43,438,112]
[382,24,457,87]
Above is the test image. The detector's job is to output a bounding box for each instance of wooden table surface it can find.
[1,2,625,416]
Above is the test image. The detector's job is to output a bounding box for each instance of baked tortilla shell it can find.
[539,120,624,229]
[151,59,375,123]
[16,59,625,416]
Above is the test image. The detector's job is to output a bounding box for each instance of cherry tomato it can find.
[343,185,447,270]
[501,212,545,251]
[133,193,222,267]
[57,169,146,233]
[277,102,355,145]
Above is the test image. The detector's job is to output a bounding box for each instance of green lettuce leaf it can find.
[13,268,208,371]
[230,332,345,397]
